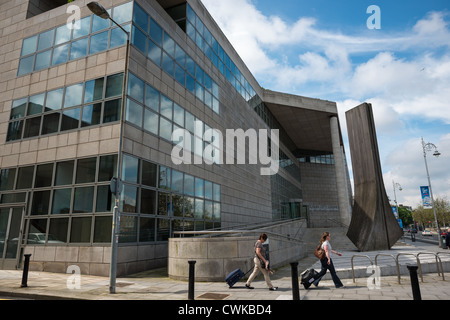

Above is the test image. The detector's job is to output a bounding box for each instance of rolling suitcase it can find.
[300,268,318,289]
[225,268,252,288]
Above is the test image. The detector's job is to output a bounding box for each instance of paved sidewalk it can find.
[0,240,448,300]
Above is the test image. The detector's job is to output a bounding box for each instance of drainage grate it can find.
[196,292,230,300]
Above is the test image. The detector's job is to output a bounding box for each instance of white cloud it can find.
[200,0,450,207]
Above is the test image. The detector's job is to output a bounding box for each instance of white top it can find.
[321,240,332,252]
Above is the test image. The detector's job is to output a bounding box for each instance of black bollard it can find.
[188,260,196,300]
[21,254,32,288]
[407,265,421,300]
[290,262,300,300]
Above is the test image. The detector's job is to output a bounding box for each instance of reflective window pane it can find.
[55,25,71,45]
[143,108,158,135]
[0,168,16,191]
[149,19,162,45]
[76,157,97,184]
[61,107,80,131]
[195,198,204,219]
[121,184,137,213]
[195,177,204,198]
[159,166,171,189]
[45,88,64,111]
[48,218,68,243]
[113,2,133,25]
[118,215,137,243]
[31,190,51,215]
[55,161,74,186]
[18,56,34,76]
[6,121,23,141]
[141,160,157,187]
[173,103,184,127]
[64,83,83,108]
[139,217,155,242]
[159,117,172,141]
[81,103,102,127]
[157,218,170,241]
[28,93,45,116]
[27,219,47,244]
[69,37,88,60]
[157,192,171,215]
[41,113,60,135]
[184,174,194,196]
[110,26,128,49]
[89,30,109,54]
[35,163,53,188]
[72,16,91,39]
[16,166,34,189]
[10,98,27,120]
[105,73,123,98]
[132,25,147,54]
[96,185,114,212]
[127,73,144,103]
[21,35,37,56]
[126,98,143,127]
[147,39,161,66]
[133,3,148,32]
[51,188,72,214]
[84,77,104,103]
[163,32,175,57]
[34,49,51,71]
[103,98,121,123]
[98,155,117,182]
[160,95,172,120]
[122,154,139,183]
[23,116,41,138]
[141,188,156,214]
[37,29,54,51]
[92,14,110,33]
[73,186,94,213]
[70,217,91,243]
[145,84,159,112]
[93,216,112,243]
[171,170,183,193]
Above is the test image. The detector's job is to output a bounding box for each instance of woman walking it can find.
[313,232,344,288]
[245,233,278,291]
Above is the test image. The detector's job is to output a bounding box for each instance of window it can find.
[139,217,155,242]
[98,155,117,182]
[76,157,97,184]
[141,161,157,187]
[0,168,16,191]
[35,163,53,188]
[31,190,51,215]
[89,30,109,54]
[122,154,139,183]
[81,103,102,127]
[70,217,91,243]
[93,216,112,242]
[73,187,94,213]
[61,107,80,131]
[16,166,34,189]
[51,189,72,214]
[55,161,74,186]
[140,188,156,214]
[84,78,104,103]
[49,218,68,243]
[105,73,123,98]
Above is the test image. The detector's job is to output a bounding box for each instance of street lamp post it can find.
[87,1,129,294]
[421,137,442,248]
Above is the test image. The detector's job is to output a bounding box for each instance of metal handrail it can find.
[396,253,423,284]
[374,253,398,280]
[417,252,444,280]
[351,255,373,283]
[173,229,305,244]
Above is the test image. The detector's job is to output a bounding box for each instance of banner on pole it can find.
[420,186,432,208]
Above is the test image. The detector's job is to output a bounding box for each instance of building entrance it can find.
[0,204,25,270]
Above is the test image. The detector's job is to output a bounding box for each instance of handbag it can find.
[314,244,325,260]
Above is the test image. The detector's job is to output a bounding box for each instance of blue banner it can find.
[420,186,432,208]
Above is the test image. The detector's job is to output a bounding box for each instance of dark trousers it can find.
[313,258,343,288]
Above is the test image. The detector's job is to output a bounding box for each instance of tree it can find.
[398,206,413,228]
[413,197,450,229]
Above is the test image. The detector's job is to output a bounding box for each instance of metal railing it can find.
[351,255,373,283]
[350,251,449,284]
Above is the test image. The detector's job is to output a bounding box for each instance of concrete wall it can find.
[168,219,308,281]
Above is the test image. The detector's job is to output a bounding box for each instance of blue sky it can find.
[202,0,450,208]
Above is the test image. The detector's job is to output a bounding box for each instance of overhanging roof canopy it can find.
[262,90,341,153]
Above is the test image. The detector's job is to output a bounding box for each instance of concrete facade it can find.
[0,0,351,276]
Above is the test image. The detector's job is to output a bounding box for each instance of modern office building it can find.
[0,0,352,276]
